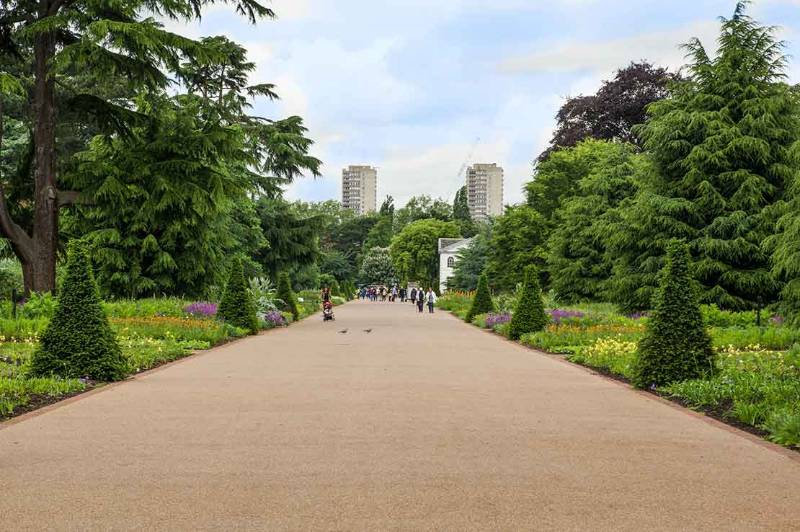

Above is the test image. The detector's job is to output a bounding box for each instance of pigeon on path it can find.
[338,329,348,334]
[363,329,372,333]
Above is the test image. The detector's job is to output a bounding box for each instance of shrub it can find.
[218,258,259,334]
[277,272,300,321]
[466,274,495,323]
[569,337,638,379]
[633,241,715,388]
[29,241,127,381]
[509,266,549,340]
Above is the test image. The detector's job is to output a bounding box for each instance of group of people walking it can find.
[358,285,438,313]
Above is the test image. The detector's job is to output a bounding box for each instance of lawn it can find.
[438,292,800,448]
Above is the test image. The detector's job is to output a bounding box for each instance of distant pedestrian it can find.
[425,288,437,314]
[410,288,417,304]
[416,289,424,313]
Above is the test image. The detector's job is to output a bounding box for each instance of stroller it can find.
[322,300,335,321]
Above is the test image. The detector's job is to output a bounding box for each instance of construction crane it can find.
[456,137,481,185]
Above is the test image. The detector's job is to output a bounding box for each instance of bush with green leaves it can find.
[218,258,259,334]
[633,242,715,388]
[277,271,300,321]
[29,241,127,381]
[466,273,495,323]
[509,266,549,340]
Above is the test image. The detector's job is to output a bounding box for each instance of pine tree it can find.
[219,258,259,334]
[277,271,300,321]
[466,273,495,323]
[509,266,549,340]
[545,140,640,303]
[29,241,127,381]
[610,3,797,311]
[633,242,715,388]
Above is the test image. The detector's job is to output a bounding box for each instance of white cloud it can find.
[499,20,719,74]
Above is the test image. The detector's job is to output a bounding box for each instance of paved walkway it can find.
[2,301,800,530]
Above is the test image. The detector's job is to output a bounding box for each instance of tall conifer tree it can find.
[609,2,799,311]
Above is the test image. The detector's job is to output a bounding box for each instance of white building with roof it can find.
[438,237,473,292]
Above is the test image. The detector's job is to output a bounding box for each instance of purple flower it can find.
[548,309,585,324]
[770,314,785,326]
[184,302,218,318]
[486,313,512,327]
[627,312,649,320]
[264,310,287,327]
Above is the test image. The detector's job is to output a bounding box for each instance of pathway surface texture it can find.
[2,301,800,531]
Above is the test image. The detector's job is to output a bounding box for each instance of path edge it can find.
[440,309,800,464]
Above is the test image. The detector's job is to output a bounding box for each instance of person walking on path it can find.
[416,289,424,313]
[410,288,417,304]
[425,288,437,314]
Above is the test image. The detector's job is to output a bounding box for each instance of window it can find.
[447,256,455,268]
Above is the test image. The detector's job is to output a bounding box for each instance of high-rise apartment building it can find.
[341,165,378,215]
[466,163,504,221]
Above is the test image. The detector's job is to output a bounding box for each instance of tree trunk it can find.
[30,28,59,293]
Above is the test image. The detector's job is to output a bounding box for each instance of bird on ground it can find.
[338,329,348,334]
[363,329,372,333]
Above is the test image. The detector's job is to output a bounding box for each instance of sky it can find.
[166,0,800,207]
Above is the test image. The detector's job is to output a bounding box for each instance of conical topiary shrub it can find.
[466,273,495,323]
[29,240,127,381]
[633,241,715,388]
[277,271,299,321]
[219,257,259,334]
[509,266,549,340]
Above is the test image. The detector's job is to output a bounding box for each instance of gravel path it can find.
[2,300,800,531]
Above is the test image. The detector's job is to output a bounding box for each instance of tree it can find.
[633,242,715,388]
[65,95,256,298]
[486,206,548,292]
[538,62,674,161]
[509,266,549,340]
[276,271,299,320]
[319,250,355,283]
[610,3,797,311]
[447,226,490,291]
[219,257,259,334]
[390,218,460,288]
[358,246,396,286]
[453,185,477,237]
[545,141,641,303]
[29,240,126,381]
[0,0,274,293]
[466,273,495,323]
[255,197,324,281]
[393,195,452,234]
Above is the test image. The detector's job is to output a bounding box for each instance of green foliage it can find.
[569,337,638,379]
[453,186,477,237]
[545,140,640,303]
[393,195,453,234]
[611,4,797,312]
[466,274,495,323]
[0,258,23,299]
[633,242,716,388]
[254,196,324,282]
[665,346,800,448]
[487,205,548,292]
[358,247,396,286]
[277,271,300,321]
[509,266,549,340]
[447,226,489,291]
[390,218,460,286]
[218,258,259,334]
[29,241,127,381]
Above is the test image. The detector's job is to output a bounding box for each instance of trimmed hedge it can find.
[219,258,259,334]
[509,266,549,340]
[633,241,716,388]
[277,272,300,321]
[466,273,495,323]
[29,241,127,381]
